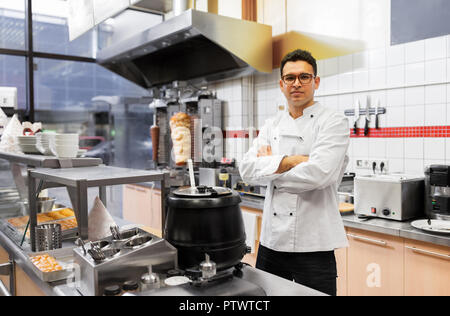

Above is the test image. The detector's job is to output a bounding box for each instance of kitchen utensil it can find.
[354,174,425,221]
[35,223,62,251]
[110,225,122,240]
[166,186,248,271]
[411,219,450,234]
[140,265,160,291]
[200,254,217,279]
[76,238,87,255]
[364,96,371,136]
[353,99,360,136]
[187,158,196,188]
[425,165,450,220]
[375,100,381,129]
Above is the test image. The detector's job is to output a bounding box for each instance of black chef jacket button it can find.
[274,186,277,189]
[290,213,293,216]
[273,213,277,216]
[310,115,314,118]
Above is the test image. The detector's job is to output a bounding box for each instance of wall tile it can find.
[404,158,425,174]
[425,103,447,126]
[353,51,369,71]
[368,138,386,158]
[425,36,447,60]
[405,138,424,159]
[425,59,446,84]
[353,138,369,157]
[425,84,447,104]
[405,62,425,86]
[369,48,386,69]
[405,40,425,64]
[338,54,353,73]
[389,158,404,173]
[386,65,405,87]
[353,71,369,91]
[386,106,405,127]
[386,138,404,159]
[404,104,424,127]
[387,44,405,66]
[386,88,405,107]
[405,86,425,106]
[369,68,386,90]
[424,138,445,160]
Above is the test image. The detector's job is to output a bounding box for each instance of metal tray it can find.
[27,247,75,283]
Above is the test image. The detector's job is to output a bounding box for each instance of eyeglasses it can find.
[281,73,315,86]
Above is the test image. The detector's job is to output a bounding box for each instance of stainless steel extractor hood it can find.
[97,9,273,88]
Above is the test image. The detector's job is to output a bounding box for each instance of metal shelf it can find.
[28,166,166,251]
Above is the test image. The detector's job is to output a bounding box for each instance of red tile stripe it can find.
[223,126,450,138]
[351,126,450,138]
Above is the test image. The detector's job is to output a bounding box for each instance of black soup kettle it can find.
[165,185,248,271]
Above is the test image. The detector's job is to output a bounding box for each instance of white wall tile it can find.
[405,138,424,159]
[386,88,405,107]
[386,138,404,158]
[386,106,404,127]
[369,68,386,90]
[338,94,353,112]
[389,158,404,173]
[425,103,447,126]
[353,51,369,71]
[405,62,425,86]
[338,72,353,93]
[368,138,386,158]
[425,59,446,84]
[387,44,405,66]
[446,138,450,161]
[424,138,445,160]
[447,83,450,103]
[338,54,353,73]
[404,105,424,127]
[425,36,447,60]
[405,40,425,64]
[425,84,447,104]
[324,57,339,76]
[404,158,424,174]
[369,48,386,69]
[353,138,369,158]
[386,65,405,87]
[405,86,425,106]
[353,71,369,91]
[447,58,450,82]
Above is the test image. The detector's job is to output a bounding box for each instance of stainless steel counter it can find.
[239,196,450,248]
[0,218,324,296]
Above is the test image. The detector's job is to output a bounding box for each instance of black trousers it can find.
[255,245,337,296]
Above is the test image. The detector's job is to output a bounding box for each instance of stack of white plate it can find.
[17,135,40,154]
[50,133,79,158]
[36,132,55,156]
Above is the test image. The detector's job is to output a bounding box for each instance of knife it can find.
[364,96,370,136]
[353,100,360,136]
[375,100,381,129]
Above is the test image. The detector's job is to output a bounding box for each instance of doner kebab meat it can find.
[170,112,191,166]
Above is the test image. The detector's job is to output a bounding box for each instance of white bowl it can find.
[51,144,79,158]
[19,144,40,154]
[54,134,79,141]
[53,139,79,146]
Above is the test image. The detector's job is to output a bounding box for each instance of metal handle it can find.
[0,262,12,297]
[0,279,11,296]
[405,246,450,260]
[347,233,387,246]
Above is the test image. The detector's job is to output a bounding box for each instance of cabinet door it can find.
[404,239,450,296]
[335,247,347,296]
[122,184,152,227]
[0,245,10,292]
[15,265,45,296]
[347,228,404,296]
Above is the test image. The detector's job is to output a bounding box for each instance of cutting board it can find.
[339,202,354,213]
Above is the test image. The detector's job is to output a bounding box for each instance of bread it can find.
[170,112,191,166]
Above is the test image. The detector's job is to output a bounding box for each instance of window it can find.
[0,0,26,50]
[0,54,26,109]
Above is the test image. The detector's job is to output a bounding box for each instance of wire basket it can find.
[35,223,62,251]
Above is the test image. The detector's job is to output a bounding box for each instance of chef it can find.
[239,49,349,296]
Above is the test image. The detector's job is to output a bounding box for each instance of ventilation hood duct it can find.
[97,9,272,88]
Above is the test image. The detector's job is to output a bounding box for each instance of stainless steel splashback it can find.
[97,9,272,88]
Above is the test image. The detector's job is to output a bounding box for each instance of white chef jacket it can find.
[239,102,349,253]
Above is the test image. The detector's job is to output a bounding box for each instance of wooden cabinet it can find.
[241,206,263,267]
[335,246,347,296]
[122,184,162,237]
[346,228,404,296]
[14,265,45,296]
[404,239,450,296]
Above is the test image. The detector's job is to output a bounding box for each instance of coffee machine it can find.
[425,165,450,220]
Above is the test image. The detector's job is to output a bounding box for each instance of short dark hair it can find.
[280,49,317,77]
